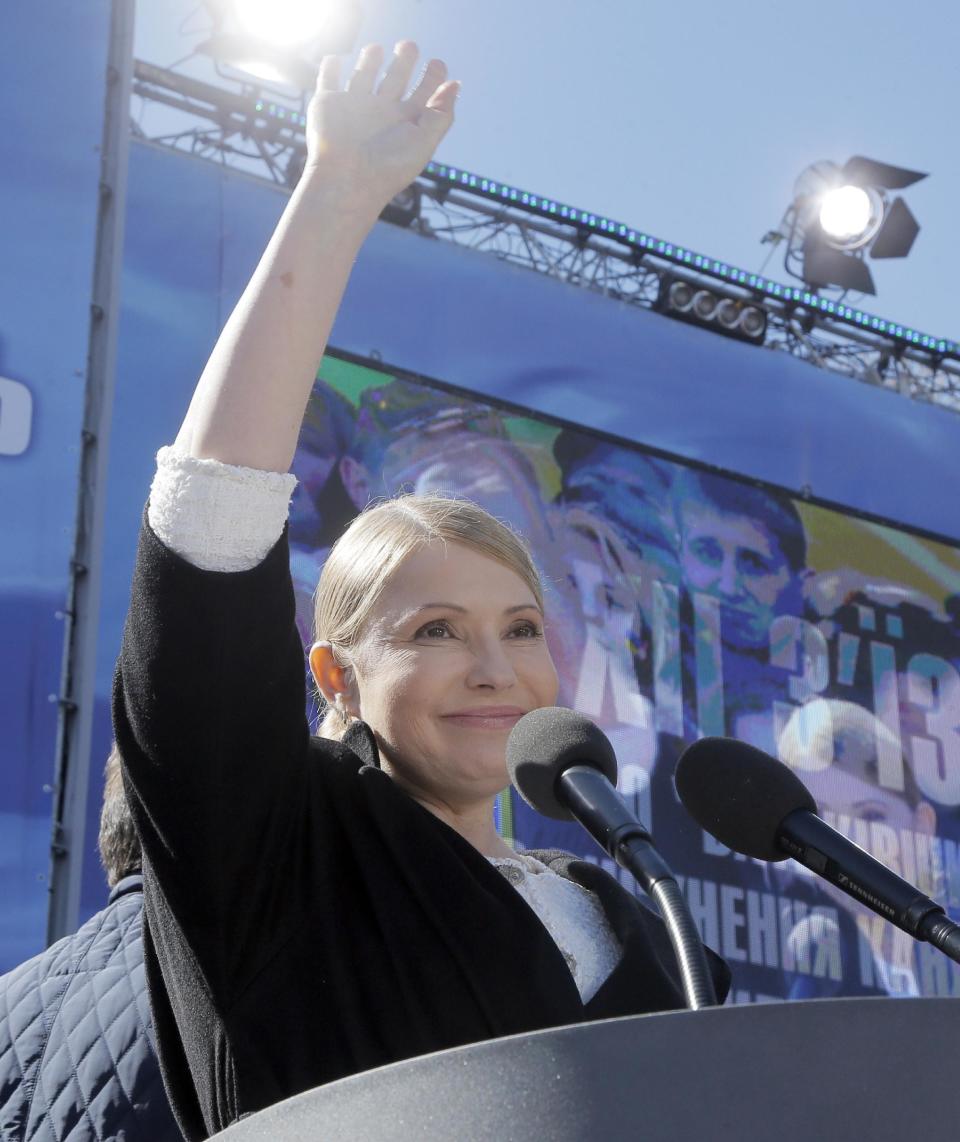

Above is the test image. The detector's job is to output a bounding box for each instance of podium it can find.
[215,998,960,1140]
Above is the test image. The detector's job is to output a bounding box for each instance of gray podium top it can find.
[214,998,960,1141]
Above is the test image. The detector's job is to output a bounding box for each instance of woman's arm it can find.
[115,41,459,988]
[174,41,458,472]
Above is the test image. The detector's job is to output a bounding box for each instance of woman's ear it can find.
[309,641,359,714]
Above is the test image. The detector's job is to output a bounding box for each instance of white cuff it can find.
[148,446,298,572]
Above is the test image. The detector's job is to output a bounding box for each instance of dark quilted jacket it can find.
[0,876,181,1141]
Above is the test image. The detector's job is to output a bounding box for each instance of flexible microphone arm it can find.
[557,766,717,1010]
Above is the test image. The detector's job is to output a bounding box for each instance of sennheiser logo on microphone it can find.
[836,873,896,918]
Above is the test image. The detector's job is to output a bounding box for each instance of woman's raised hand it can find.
[177,41,458,471]
[304,42,459,211]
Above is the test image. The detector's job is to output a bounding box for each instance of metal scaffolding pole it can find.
[47,0,135,942]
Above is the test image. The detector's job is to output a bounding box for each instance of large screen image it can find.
[292,351,960,1005]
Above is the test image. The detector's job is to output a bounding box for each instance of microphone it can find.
[675,736,960,965]
[507,706,657,870]
[506,706,718,1008]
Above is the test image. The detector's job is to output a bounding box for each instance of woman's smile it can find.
[440,705,527,730]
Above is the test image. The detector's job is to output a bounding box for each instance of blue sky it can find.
[136,0,958,341]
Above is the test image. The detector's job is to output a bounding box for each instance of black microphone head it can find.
[506,706,618,821]
[674,736,817,861]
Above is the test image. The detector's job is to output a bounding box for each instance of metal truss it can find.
[131,59,307,183]
[130,60,960,413]
[412,186,960,411]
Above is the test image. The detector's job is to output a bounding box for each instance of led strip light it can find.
[423,161,957,358]
[243,96,955,358]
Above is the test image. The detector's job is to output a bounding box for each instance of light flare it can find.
[233,0,331,49]
[819,185,873,241]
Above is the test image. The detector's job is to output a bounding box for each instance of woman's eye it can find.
[417,621,453,639]
[508,622,542,639]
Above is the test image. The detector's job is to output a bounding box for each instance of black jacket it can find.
[114,518,729,1141]
[0,877,181,1141]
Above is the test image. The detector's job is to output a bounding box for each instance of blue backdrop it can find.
[0,2,111,970]
[79,140,960,929]
[3,118,960,971]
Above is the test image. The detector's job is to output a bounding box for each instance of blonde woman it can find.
[114,43,729,1141]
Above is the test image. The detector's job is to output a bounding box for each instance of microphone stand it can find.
[558,766,718,1009]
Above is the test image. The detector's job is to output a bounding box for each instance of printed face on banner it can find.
[676,502,797,651]
[291,356,960,1005]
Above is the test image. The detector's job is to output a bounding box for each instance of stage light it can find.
[200,0,361,91]
[819,186,878,246]
[420,161,955,357]
[198,33,317,89]
[775,156,927,295]
[715,298,741,329]
[668,280,695,312]
[656,277,767,345]
[739,307,767,339]
[692,290,718,321]
[233,0,329,49]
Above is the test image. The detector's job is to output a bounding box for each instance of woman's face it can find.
[350,540,559,807]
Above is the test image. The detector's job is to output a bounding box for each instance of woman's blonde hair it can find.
[313,493,544,738]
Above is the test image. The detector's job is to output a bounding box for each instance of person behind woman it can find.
[0,747,179,1141]
[114,42,729,1140]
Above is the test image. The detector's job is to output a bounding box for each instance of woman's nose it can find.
[466,641,517,689]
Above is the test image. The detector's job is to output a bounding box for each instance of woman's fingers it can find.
[376,40,419,101]
[417,79,460,150]
[316,54,342,92]
[425,79,460,116]
[405,58,448,115]
[332,41,456,116]
[346,43,384,95]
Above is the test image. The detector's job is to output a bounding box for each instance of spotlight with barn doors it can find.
[199,0,362,92]
[233,0,331,47]
[818,185,881,246]
[657,277,767,345]
[765,156,927,295]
